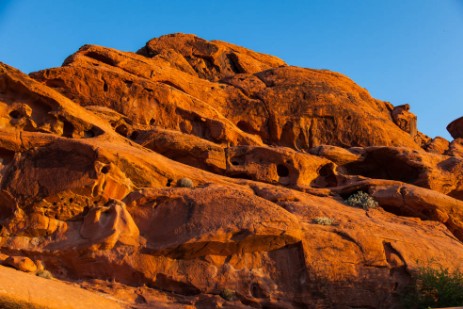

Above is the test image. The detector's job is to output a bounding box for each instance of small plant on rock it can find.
[36,269,54,280]
[177,177,193,188]
[312,217,334,226]
[220,288,236,301]
[345,191,378,210]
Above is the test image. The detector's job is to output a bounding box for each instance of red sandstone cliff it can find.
[0,33,462,308]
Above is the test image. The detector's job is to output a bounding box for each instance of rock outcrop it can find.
[0,33,461,308]
[447,116,463,139]
[0,265,125,308]
[3,256,37,272]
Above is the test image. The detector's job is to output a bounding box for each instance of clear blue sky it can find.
[1,0,462,140]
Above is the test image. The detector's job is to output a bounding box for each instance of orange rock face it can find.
[0,33,462,308]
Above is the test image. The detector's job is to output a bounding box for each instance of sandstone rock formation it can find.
[3,255,37,272]
[0,33,462,308]
[0,265,125,308]
[447,116,463,139]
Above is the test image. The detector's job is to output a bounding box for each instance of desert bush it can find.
[345,191,378,210]
[400,265,463,308]
[312,217,334,226]
[177,177,193,188]
[36,269,54,280]
[220,288,236,301]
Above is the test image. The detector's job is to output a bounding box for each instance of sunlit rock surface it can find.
[0,33,462,308]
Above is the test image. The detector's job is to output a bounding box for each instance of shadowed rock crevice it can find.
[343,148,421,183]
[152,273,201,296]
[82,50,118,67]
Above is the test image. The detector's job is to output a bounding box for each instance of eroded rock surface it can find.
[0,34,461,308]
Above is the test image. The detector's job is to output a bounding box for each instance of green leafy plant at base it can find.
[345,191,378,210]
[400,265,463,308]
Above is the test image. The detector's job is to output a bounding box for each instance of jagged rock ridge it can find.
[0,33,462,308]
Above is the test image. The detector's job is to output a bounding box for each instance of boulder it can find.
[448,138,463,158]
[426,136,450,154]
[447,116,463,139]
[80,200,140,250]
[391,104,417,137]
[3,256,37,273]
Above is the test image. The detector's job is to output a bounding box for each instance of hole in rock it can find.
[84,130,95,138]
[103,81,108,92]
[277,164,290,177]
[0,191,16,221]
[62,120,74,138]
[229,155,245,166]
[135,295,147,304]
[448,190,463,201]
[229,173,254,181]
[101,166,110,174]
[129,131,139,140]
[149,118,156,126]
[81,206,90,217]
[339,187,370,200]
[83,126,104,138]
[237,120,257,134]
[379,204,419,218]
[9,110,21,119]
[343,149,421,183]
[44,78,65,88]
[250,283,266,298]
[227,53,245,74]
[166,179,173,187]
[312,163,338,188]
[115,124,129,137]
[0,148,15,165]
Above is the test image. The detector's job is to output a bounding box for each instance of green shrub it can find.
[345,191,378,210]
[220,288,236,301]
[177,177,193,188]
[401,266,463,308]
[312,217,334,226]
[36,269,54,280]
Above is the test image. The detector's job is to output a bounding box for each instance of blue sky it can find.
[0,0,462,140]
